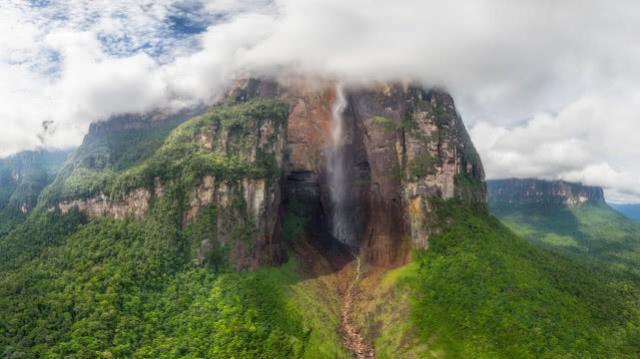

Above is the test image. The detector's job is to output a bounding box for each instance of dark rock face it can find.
[349,85,485,264]
[185,106,288,271]
[228,79,486,266]
[487,178,606,208]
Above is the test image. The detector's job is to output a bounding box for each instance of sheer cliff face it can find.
[348,84,485,264]
[51,97,288,271]
[227,79,486,266]
[49,78,485,269]
[487,178,606,208]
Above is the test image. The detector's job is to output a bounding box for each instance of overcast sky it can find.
[1,0,640,203]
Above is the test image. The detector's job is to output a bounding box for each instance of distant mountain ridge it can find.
[488,178,605,208]
[487,178,640,275]
[85,106,205,140]
[0,149,70,234]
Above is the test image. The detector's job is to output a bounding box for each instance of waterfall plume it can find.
[327,84,356,247]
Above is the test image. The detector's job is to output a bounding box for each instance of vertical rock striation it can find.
[349,84,485,264]
[228,79,485,266]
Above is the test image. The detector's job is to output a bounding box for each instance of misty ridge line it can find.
[2,0,640,201]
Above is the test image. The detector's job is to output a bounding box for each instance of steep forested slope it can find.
[0,99,346,358]
[488,179,640,274]
[404,202,640,358]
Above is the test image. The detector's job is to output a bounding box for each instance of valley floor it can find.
[340,256,375,358]
[288,233,427,359]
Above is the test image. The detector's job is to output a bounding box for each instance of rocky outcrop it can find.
[487,178,606,208]
[55,187,155,220]
[349,84,485,262]
[228,78,486,266]
[185,98,288,270]
[50,96,288,271]
[189,176,281,267]
[51,77,485,270]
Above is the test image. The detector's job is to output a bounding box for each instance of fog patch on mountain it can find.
[2,0,640,200]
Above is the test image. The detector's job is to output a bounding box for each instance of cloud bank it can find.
[471,91,640,203]
[2,0,640,201]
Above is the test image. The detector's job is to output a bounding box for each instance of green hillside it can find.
[1,100,640,357]
[490,202,640,274]
[404,201,640,358]
[0,202,324,358]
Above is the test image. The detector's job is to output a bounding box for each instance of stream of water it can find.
[329,85,375,358]
[328,84,355,245]
[341,256,376,358]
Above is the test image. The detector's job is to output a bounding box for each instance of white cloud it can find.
[1,0,640,201]
[161,13,277,103]
[0,28,170,156]
[471,92,640,203]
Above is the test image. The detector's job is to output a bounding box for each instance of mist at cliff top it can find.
[2,0,640,202]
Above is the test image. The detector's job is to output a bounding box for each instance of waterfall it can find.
[328,84,355,246]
